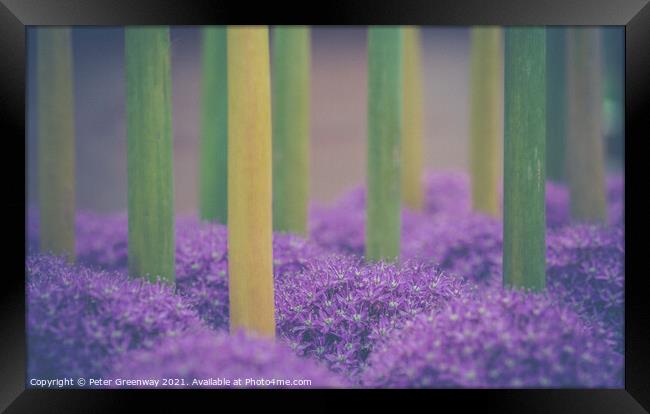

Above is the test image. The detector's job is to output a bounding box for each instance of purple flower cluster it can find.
[406,218,624,354]
[24,170,624,388]
[172,219,229,329]
[545,182,571,228]
[545,174,624,228]
[111,327,346,388]
[309,188,367,255]
[307,173,624,359]
[546,224,625,353]
[27,209,129,271]
[401,212,503,285]
[307,172,472,256]
[141,217,470,378]
[28,213,332,332]
[606,174,625,226]
[26,254,203,380]
[173,218,330,330]
[308,172,624,258]
[275,255,469,378]
[422,171,472,215]
[362,287,623,388]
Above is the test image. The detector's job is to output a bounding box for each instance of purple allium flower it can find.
[164,219,469,378]
[362,287,623,388]
[403,218,624,354]
[75,212,129,269]
[111,327,346,388]
[546,224,624,353]
[28,213,332,332]
[27,208,129,270]
[546,174,624,228]
[401,212,503,285]
[309,187,367,255]
[173,218,331,331]
[308,172,623,256]
[173,219,229,330]
[275,255,469,379]
[26,254,203,381]
[25,170,624,383]
[545,182,571,228]
[422,171,471,215]
[409,222,624,354]
[307,172,473,256]
[606,174,625,226]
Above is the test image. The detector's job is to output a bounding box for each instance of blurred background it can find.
[26,26,624,213]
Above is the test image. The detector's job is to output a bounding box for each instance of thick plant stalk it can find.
[545,27,567,182]
[601,27,624,163]
[272,26,311,235]
[503,27,546,291]
[366,27,403,262]
[566,27,607,223]
[469,26,502,216]
[125,27,175,284]
[199,26,228,223]
[227,26,276,337]
[37,27,76,262]
[401,26,424,210]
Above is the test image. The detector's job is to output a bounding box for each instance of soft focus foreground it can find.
[26,171,624,388]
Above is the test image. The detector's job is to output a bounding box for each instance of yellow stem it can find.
[227,26,276,337]
[401,26,424,210]
[566,28,607,223]
[37,27,76,262]
[470,27,502,217]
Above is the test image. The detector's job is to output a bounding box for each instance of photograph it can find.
[22,24,627,390]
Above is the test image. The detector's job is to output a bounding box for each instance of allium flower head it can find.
[275,255,469,378]
[29,213,333,333]
[309,188,367,255]
[422,171,471,215]
[546,223,624,352]
[362,287,623,388]
[27,254,203,380]
[404,219,624,354]
[546,174,624,228]
[307,172,472,256]
[173,219,230,329]
[606,174,624,226]
[111,328,346,388]
[401,212,503,285]
[308,172,623,257]
[545,182,571,228]
[173,218,331,331]
[27,209,129,270]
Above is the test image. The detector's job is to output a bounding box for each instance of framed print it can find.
[1,0,648,411]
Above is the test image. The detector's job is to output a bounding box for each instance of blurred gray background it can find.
[26,26,622,213]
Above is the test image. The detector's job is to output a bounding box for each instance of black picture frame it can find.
[1,0,648,411]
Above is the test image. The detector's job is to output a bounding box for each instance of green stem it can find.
[366,27,403,262]
[469,26,502,216]
[601,27,624,165]
[272,26,311,235]
[503,27,546,291]
[37,27,76,262]
[546,27,567,182]
[125,27,175,284]
[566,28,607,223]
[199,26,228,223]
